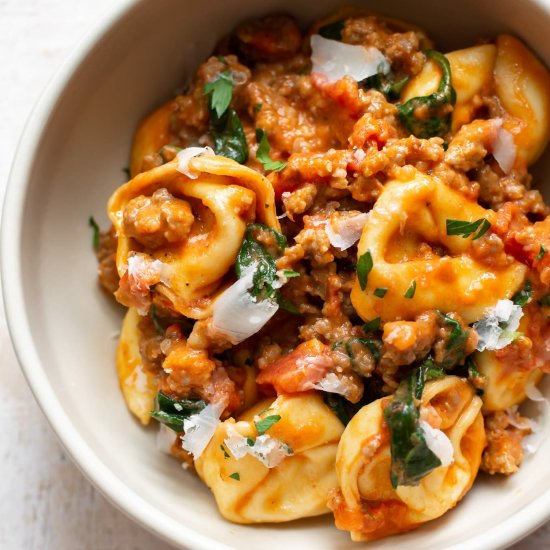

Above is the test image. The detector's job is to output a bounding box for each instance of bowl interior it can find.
[6,0,550,548]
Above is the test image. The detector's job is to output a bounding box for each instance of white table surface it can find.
[0,1,549,549]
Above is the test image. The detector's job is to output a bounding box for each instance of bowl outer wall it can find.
[3,0,550,549]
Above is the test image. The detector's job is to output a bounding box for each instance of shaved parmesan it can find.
[224,425,292,468]
[420,420,454,467]
[522,383,549,455]
[325,212,369,250]
[176,146,215,179]
[491,119,516,174]
[181,403,223,459]
[473,299,523,351]
[311,34,389,84]
[212,268,279,344]
[311,372,355,399]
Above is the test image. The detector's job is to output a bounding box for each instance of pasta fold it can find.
[330,377,485,541]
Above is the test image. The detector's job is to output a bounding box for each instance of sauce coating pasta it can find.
[93,8,550,542]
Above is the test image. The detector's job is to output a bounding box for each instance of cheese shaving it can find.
[420,420,454,467]
[473,299,523,351]
[181,403,223,459]
[311,34,389,84]
[176,146,215,179]
[224,424,292,468]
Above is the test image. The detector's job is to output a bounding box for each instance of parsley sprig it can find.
[204,70,233,118]
[357,250,373,290]
[255,129,287,172]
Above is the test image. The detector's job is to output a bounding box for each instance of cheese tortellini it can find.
[330,377,485,541]
[108,155,279,318]
[350,169,526,324]
[195,394,344,523]
[116,307,158,425]
[402,35,550,166]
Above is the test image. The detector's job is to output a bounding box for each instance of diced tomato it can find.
[256,338,334,394]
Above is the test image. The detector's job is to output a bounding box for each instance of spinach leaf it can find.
[384,363,444,488]
[323,393,365,426]
[318,20,344,40]
[398,50,456,138]
[235,223,286,300]
[438,314,470,368]
[512,279,532,307]
[404,280,416,299]
[374,287,388,298]
[363,317,381,333]
[255,128,287,172]
[88,216,100,250]
[150,391,206,432]
[210,108,248,163]
[361,72,410,101]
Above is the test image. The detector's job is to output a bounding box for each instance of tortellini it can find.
[330,377,485,541]
[130,99,178,177]
[477,307,543,411]
[108,155,279,318]
[402,35,550,165]
[116,307,158,425]
[350,169,526,323]
[195,394,344,523]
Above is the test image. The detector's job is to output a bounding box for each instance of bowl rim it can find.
[3,0,550,548]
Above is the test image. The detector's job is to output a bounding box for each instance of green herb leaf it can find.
[374,287,388,298]
[229,472,240,481]
[438,314,469,368]
[361,72,410,101]
[318,20,345,40]
[254,103,263,112]
[404,280,416,299]
[204,70,233,118]
[255,128,287,172]
[150,304,165,335]
[363,317,381,333]
[150,392,206,432]
[254,414,281,435]
[446,218,491,239]
[235,224,287,300]
[384,365,443,488]
[88,216,100,250]
[357,250,373,290]
[398,50,456,138]
[283,269,300,278]
[512,279,532,307]
[210,108,248,163]
[217,55,229,65]
[278,296,300,314]
[246,437,256,447]
[220,444,230,458]
[536,245,547,261]
[323,393,365,426]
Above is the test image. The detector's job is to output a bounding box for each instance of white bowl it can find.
[3,0,550,548]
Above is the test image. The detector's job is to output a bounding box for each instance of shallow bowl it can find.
[3,0,550,548]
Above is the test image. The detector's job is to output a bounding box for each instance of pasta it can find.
[92,8,550,543]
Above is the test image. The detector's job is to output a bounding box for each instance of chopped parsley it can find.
[254,103,263,112]
[512,280,532,308]
[254,414,281,435]
[374,287,388,298]
[255,128,287,172]
[357,250,373,290]
[204,70,233,118]
[536,245,547,261]
[404,280,416,299]
[283,269,300,278]
[88,216,100,250]
[220,444,230,459]
[363,317,381,333]
[229,472,240,481]
[446,218,491,240]
[209,108,248,163]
